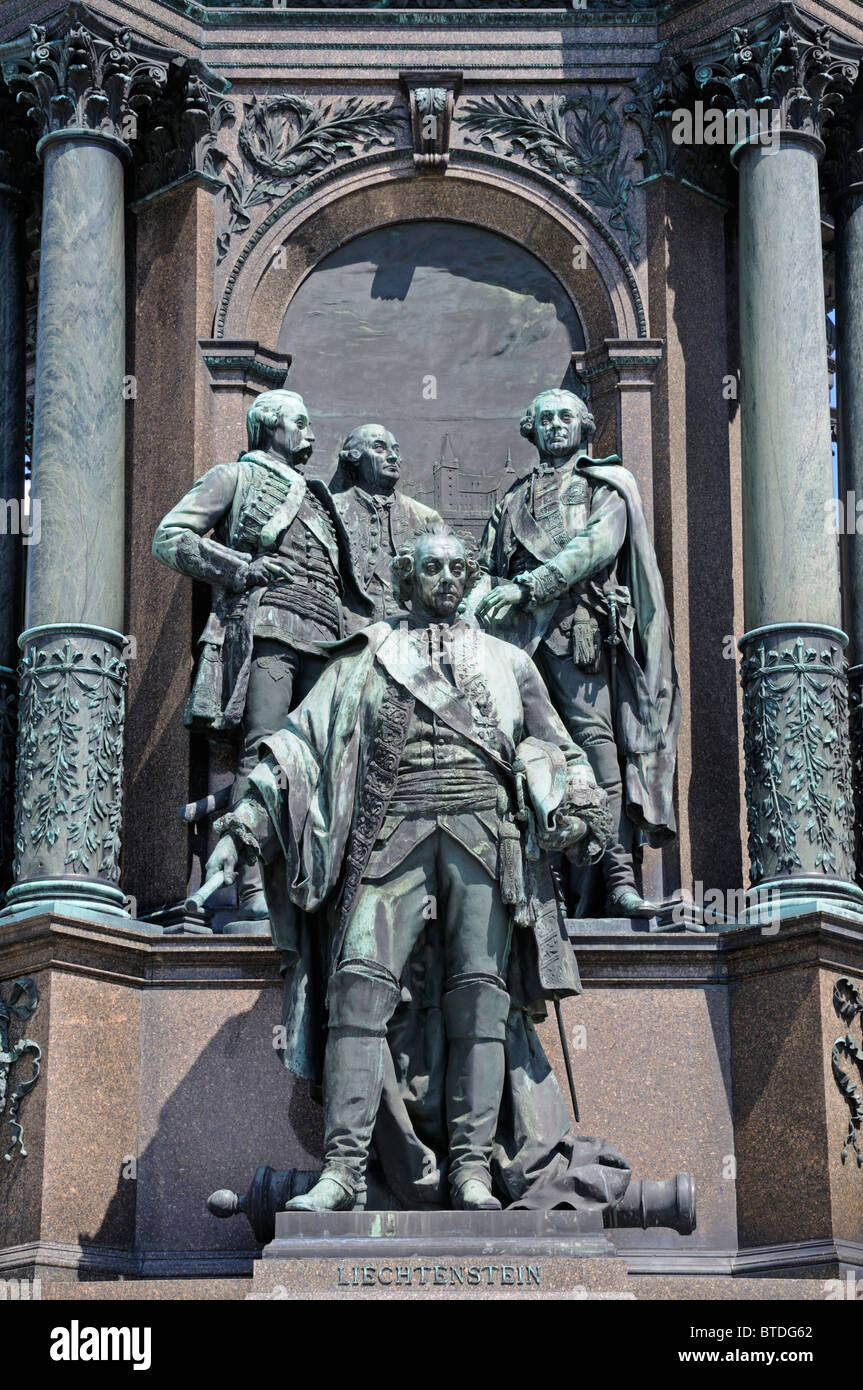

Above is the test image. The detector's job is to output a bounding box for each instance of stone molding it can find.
[200,339,292,394]
[2,906,863,989]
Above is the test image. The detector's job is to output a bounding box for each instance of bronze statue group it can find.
[153,386,679,1214]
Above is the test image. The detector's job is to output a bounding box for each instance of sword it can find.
[554,998,580,1125]
[547,859,580,1125]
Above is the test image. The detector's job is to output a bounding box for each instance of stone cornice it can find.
[3,908,862,991]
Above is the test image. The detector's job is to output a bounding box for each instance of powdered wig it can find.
[246,390,308,452]
[330,424,388,493]
[391,522,479,606]
[520,389,595,446]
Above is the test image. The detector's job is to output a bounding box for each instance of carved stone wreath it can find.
[459,90,639,254]
[218,93,407,261]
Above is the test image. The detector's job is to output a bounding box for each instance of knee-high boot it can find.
[442,976,510,1204]
[320,966,400,1197]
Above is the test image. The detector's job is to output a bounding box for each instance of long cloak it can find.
[242,621,630,1211]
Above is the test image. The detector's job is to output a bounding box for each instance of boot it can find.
[442,975,510,1209]
[607,886,660,918]
[285,965,399,1211]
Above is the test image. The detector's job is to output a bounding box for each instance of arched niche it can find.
[210,159,657,525]
[276,218,586,522]
[216,162,641,350]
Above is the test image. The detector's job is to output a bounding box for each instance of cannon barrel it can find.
[208,1167,696,1244]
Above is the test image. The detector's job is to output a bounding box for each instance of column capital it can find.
[823,71,863,204]
[0,80,37,198]
[1,2,169,157]
[624,58,729,202]
[132,57,234,202]
[692,4,860,151]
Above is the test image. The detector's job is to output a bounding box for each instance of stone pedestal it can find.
[726,912,863,1277]
[255,1212,625,1299]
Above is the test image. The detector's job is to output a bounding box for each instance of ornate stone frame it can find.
[207,152,653,467]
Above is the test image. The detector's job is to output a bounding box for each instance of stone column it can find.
[696,14,863,913]
[0,16,167,924]
[824,83,863,886]
[124,64,237,926]
[0,94,29,899]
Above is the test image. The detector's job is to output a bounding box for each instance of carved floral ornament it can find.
[13,636,127,886]
[215,83,643,262]
[833,978,863,1167]
[0,977,41,1163]
[739,633,855,887]
[217,92,408,260]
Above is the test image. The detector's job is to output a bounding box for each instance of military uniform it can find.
[217,617,609,1200]
[331,484,441,626]
[153,451,371,907]
[479,458,638,900]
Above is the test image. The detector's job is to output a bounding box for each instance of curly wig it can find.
[390,522,480,606]
[519,389,595,446]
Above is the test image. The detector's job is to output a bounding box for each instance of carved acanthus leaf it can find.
[693,6,859,143]
[2,3,168,146]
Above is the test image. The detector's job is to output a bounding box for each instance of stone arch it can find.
[215,153,645,347]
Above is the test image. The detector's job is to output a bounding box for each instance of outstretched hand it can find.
[205,835,240,887]
[475,582,524,624]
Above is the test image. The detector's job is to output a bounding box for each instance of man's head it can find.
[335,424,401,494]
[246,390,315,468]
[520,389,595,461]
[391,522,479,619]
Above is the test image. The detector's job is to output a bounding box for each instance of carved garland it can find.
[832,977,863,1167]
[13,636,127,884]
[218,93,408,261]
[0,977,41,1162]
[739,632,854,886]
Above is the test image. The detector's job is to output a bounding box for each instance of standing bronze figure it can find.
[153,389,370,923]
[330,423,441,626]
[475,389,680,917]
[205,524,624,1213]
